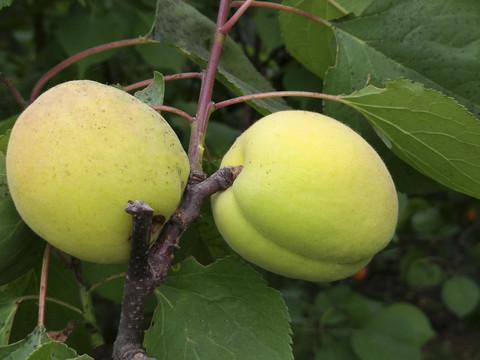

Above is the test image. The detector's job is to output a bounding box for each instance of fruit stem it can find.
[187,0,231,172]
[37,244,52,329]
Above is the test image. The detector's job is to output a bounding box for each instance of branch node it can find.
[189,170,207,185]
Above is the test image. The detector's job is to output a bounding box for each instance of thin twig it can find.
[124,72,202,92]
[37,244,52,329]
[89,272,126,292]
[213,90,341,110]
[221,0,255,33]
[29,37,155,102]
[151,105,195,123]
[18,295,83,315]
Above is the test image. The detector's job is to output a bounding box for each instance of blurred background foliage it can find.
[1,0,480,359]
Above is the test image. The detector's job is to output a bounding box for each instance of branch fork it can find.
[113,165,242,360]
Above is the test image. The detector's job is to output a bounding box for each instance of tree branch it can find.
[113,166,242,360]
[113,201,155,360]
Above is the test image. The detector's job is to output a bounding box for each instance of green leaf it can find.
[0,291,19,345]
[339,79,480,199]
[324,69,444,196]
[0,115,16,155]
[441,275,480,318]
[352,311,421,360]
[0,0,13,10]
[0,154,45,284]
[405,258,444,288]
[411,207,458,238]
[82,262,126,304]
[333,0,372,16]
[411,207,443,237]
[383,303,435,345]
[0,130,10,159]
[328,0,480,119]
[148,0,289,115]
[135,43,188,74]
[3,269,37,297]
[279,0,339,78]
[144,257,293,360]
[316,341,358,360]
[324,0,480,195]
[343,293,383,327]
[134,72,165,107]
[0,114,17,135]
[0,326,92,360]
[253,6,283,55]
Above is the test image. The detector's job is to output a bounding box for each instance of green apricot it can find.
[211,110,398,281]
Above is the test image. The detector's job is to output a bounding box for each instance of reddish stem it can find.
[213,90,341,110]
[29,37,155,102]
[187,0,232,172]
[37,244,52,329]
[231,1,332,27]
[124,72,202,92]
[151,105,194,123]
[221,0,255,33]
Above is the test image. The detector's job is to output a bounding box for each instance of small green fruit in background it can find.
[211,110,398,282]
[6,80,190,264]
